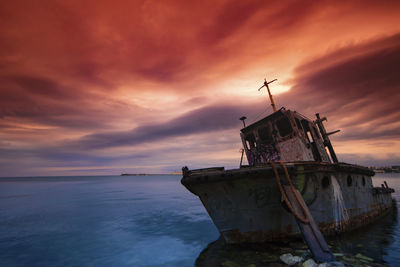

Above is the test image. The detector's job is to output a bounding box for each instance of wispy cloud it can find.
[278,33,400,142]
[77,103,260,149]
[0,0,399,175]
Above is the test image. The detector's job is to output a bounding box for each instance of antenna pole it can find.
[258,78,277,112]
[239,116,247,127]
[265,80,277,112]
[315,113,339,163]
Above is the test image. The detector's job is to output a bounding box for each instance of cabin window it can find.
[258,125,273,144]
[306,131,314,143]
[245,133,256,149]
[302,120,312,142]
[295,118,302,130]
[276,116,292,137]
[325,147,333,163]
[301,119,310,132]
[347,175,352,187]
[302,119,322,161]
[362,176,366,186]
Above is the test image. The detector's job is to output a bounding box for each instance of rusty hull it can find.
[181,162,394,244]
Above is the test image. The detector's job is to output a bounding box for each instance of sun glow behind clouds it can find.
[0,0,399,176]
[220,78,290,97]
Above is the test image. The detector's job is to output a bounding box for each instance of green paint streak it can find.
[296,166,305,192]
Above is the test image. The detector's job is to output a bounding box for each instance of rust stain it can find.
[222,202,393,244]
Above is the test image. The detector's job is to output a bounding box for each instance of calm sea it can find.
[0,173,399,266]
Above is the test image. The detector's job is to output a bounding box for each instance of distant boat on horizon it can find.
[120,172,182,176]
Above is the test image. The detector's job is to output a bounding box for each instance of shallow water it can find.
[0,173,399,266]
[331,173,400,265]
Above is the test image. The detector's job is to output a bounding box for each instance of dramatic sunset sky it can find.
[1,0,400,176]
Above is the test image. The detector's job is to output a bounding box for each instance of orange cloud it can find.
[0,0,399,176]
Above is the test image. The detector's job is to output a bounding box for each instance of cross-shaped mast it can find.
[258,78,277,112]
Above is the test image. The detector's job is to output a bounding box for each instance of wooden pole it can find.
[258,78,278,112]
[265,81,277,112]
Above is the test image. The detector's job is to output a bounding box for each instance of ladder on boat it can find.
[270,161,335,263]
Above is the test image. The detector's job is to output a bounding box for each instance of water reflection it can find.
[329,201,398,263]
[196,203,397,266]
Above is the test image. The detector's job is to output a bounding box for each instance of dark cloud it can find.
[278,33,400,141]
[78,103,260,149]
[0,73,145,129]
[0,75,73,119]
[3,75,76,99]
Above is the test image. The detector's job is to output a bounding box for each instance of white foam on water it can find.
[331,175,348,229]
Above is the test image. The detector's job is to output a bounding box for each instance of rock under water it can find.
[195,237,388,267]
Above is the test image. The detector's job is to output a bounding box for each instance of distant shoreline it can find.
[120,173,182,176]
[0,174,183,179]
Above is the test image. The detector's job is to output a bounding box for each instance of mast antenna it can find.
[258,78,277,112]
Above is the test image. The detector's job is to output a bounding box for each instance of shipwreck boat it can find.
[181,79,394,261]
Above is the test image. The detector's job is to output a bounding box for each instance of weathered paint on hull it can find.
[181,162,394,244]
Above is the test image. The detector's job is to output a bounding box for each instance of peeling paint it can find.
[277,137,314,162]
[182,162,394,244]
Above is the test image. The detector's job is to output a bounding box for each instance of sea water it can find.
[0,174,399,266]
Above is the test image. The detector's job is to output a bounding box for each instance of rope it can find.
[246,103,272,125]
[251,106,271,122]
[269,161,310,224]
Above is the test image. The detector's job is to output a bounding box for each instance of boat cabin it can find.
[240,107,338,165]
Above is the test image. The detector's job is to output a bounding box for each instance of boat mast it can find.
[315,113,339,163]
[258,78,277,112]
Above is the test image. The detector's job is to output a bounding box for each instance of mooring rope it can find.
[269,161,310,224]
